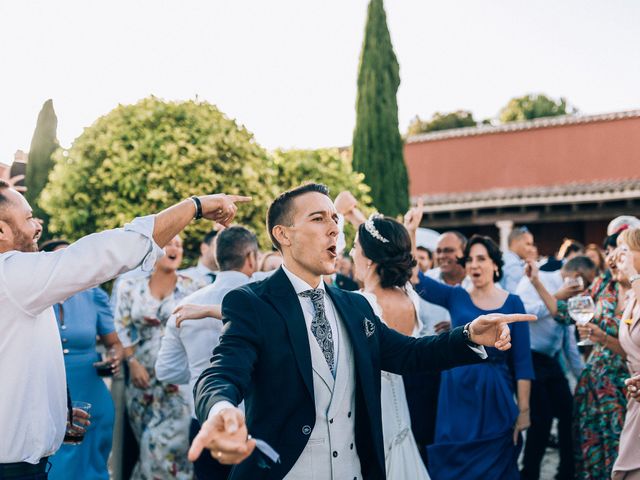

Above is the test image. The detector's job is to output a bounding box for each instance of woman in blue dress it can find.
[414,235,534,480]
[45,237,123,480]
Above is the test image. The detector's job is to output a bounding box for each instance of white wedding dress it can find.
[358,287,431,480]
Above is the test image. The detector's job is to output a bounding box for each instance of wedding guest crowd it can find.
[3,171,640,480]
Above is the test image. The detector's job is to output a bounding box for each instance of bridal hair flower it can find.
[364,214,390,243]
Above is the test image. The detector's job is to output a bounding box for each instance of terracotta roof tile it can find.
[406,110,640,144]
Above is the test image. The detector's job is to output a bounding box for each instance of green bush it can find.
[40,96,278,259]
[40,97,372,260]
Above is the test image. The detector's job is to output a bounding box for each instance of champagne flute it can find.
[568,295,596,346]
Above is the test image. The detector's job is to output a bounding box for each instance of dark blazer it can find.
[194,267,483,480]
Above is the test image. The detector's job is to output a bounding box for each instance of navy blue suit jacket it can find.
[194,267,482,480]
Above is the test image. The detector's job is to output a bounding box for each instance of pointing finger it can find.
[497,313,537,324]
[188,425,210,461]
[228,195,252,203]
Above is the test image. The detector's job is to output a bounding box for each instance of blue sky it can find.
[1,0,639,163]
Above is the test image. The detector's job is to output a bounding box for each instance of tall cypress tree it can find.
[26,99,59,227]
[352,0,408,216]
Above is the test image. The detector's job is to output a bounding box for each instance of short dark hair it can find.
[266,183,330,251]
[442,230,468,250]
[603,233,620,250]
[563,255,596,274]
[215,226,258,271]
[202,229,218,246]
[462,234,504,282]
[40,239,70,252]
[416,245,433,260]
[0,179,10,206]
[508,226,531,246]
[358,216,416,288]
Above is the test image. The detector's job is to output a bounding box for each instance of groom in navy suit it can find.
[190,184,535,480]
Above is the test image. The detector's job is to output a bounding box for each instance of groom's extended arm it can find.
[378,321,483,375]
[193,287,260,425]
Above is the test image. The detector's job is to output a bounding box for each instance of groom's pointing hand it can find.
[188,407,256,464]
[468,313,537,351]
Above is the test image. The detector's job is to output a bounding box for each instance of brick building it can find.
[404,110,640,254]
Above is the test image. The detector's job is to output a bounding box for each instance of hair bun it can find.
[376,251,416,289]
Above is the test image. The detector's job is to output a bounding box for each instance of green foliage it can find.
[27,99,59,234]
[406,110,476,136]
[352,0,408,217]
[499,94,576,123]
[39,98,374,260]
[40,97,279,260]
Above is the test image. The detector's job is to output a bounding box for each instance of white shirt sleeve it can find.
[207,400,237,420]
[469,345,488,359]
[155,316,191,385]
[1,215,163,316]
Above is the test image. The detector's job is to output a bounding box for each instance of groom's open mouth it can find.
[167,254,178,261]
[326,245,337,258]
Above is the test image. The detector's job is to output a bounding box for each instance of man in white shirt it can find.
[501,226,536,293]
[180,229,220,284]
[0,179,249,479]
[156,226,260,480]
[187,183,535,479]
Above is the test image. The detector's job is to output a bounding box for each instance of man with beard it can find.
[0,180,249,479]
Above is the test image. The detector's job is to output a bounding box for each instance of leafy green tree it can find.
[499,94,576,123]
[26,99,59,231]
[352,0,408,217]
[40,97,279,259]
[406,110,476,136]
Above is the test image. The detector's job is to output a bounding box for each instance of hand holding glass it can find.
[64,401,92,445]
[568,295,596,346]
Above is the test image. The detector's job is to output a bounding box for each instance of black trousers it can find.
[403,371,441,470]
[521,351,574,480]
[189,418,232,480]
[0,458,49,479]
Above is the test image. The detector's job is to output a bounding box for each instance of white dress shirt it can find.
[208,265,341,418]
[0,215,162,464]
[155,270,255,417]
[179,261,216,285]
[501,250,526,293]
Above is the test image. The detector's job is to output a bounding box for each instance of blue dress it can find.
[415,273,534,480]
[49,288,115,480]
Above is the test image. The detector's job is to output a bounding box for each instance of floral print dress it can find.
[114,274,200,480]
[570,280,628,480]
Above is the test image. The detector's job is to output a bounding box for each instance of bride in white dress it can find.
[349,213,431,480]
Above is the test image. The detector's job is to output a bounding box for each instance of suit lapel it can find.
[325,286,374,388]
[264,268,314,399]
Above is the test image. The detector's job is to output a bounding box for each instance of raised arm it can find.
[413,271,456,309]
[2,193,251,316]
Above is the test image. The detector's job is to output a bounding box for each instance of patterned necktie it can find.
[299,288,335,375]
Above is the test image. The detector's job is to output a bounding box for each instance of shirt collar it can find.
[213,270,252,286]
[196,261,216,275]
[282,265,326,295]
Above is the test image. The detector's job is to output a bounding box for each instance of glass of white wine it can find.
[568,295,596,346]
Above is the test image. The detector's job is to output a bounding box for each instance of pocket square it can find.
[364,318,375,337]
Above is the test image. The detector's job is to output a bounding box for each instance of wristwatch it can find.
[463,322,480,347]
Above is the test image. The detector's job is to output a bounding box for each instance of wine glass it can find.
[568,295,596,346]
